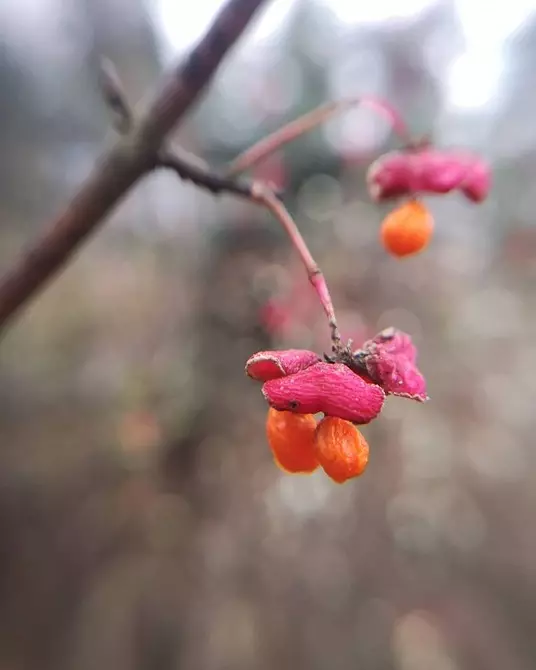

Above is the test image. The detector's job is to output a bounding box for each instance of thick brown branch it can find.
[0,0,268,333]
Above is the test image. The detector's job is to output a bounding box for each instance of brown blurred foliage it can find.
[1,1,536,669]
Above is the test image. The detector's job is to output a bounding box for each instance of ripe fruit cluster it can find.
[266,407,369,484]
[247,332,427,484]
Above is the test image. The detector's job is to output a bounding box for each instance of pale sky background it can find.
[1,0,534,113]
[155,0,536,112]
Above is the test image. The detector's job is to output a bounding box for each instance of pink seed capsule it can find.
[356,328,428,402]
[460,158,491,203]
[262,362,385,424]
[362,351,428,402]
[362,327,417,362]
[245,349,320,381]
[367,149,491,203]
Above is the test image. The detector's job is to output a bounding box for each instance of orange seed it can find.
[266,407,319,474]
[314,417,369,483]
[380,199,434,257]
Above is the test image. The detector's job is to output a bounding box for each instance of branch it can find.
[157,96,410,349]
[153,149,340,347]
[0,0,268,333]
[157,149,272,201]
[226,95,410,177]
[138,92,410,349]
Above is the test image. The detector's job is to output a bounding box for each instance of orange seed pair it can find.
[265,407,369,483]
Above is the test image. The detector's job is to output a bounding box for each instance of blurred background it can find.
[1,0,536,668]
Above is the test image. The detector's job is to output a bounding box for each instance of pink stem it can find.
[253,186,341,348]
[226,95,409,177]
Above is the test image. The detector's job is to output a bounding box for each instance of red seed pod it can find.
[262,361,385,424]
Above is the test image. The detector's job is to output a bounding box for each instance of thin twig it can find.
[226,95,409,177]
[156,152,339,347]
[0,0,268,333]
[157,148,284,200]
[222,95,410,345]
[251,185,342,349]
[223,95,410,347]
[157,150,258,199]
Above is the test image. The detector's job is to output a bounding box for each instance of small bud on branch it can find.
[98,58,133,134]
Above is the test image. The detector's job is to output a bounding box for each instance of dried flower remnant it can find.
[314,417,369,483]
